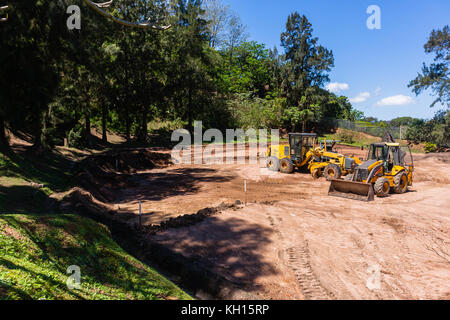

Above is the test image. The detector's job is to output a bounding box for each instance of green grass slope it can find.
[0,214,191,300]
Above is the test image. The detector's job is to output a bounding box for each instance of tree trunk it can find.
[32,114,44,154]
[140,110,148,142]
[302,120,306,133]
[125,105,131,144]
[0,116,8,151]
[85,108,91,147]
[188,84,193,134]
[101,104,108,143]
[229,46,234,75]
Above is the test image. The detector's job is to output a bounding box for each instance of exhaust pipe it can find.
[328,179,375,202]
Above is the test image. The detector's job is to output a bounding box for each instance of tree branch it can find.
[83,0,171,30]
[0,5,8,22]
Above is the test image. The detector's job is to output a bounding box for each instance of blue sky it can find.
[222,0,450,120]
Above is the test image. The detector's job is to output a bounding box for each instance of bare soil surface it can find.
[66,145,450,300]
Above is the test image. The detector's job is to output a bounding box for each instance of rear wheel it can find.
[266,156,280,172]
[311,168,321,179]
[280,158,294,174]
[323,164,342,180]
[374,177,390,197]
[393,172,408,194]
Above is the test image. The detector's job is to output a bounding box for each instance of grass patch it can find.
[0,151,73,194]
[319,129,382,148]
[0,151,73,214]
[0,214,191,300]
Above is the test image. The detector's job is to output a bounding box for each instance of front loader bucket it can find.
[328,179,375,202]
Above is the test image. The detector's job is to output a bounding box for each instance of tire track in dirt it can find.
[286,242,335,300]
[265,210,284,240]
[264,207,334,300]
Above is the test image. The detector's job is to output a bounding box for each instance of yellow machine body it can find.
[266,134,361,179]
[328,142,414,201]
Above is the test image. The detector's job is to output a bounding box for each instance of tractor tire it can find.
[280,158,294,174]
[311,168,322,179]
[374,177,390,197]
[266,156,280,172]
[393,172,408,194]
[323,164,342,181]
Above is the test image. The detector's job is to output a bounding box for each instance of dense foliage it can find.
[407,25,450,146]
[409,25,449,109]
[1,1,446,152]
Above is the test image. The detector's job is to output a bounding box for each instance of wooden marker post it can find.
[139,201,142,228]
[244,180,247,206]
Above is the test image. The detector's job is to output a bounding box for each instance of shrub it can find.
[67,125,85,149]
[336,130,356,144]
[424,142,438,153]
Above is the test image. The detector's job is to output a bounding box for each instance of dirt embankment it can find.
[58,146,450,300]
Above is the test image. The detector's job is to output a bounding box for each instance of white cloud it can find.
[350,92,371,104]
[374,87,382,96]
[326,82,349,93]
[376,95,415,106]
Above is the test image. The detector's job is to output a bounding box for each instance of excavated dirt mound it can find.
[82,148,172,174]
[73,149,172,202]
[412,153,450,184]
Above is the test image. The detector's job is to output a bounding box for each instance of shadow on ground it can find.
[115,168,235,203]
[0,185,57,214]
[148,214,277,296]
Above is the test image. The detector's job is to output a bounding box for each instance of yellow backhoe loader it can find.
[328,142,414,201]
[266,133,361,179]
[308,140,362,180]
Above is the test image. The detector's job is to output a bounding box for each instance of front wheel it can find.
[266,156,280,172]
[280,158,294,174]
[374,177,390,197]
[393,173,408,194]
[323,164,342,181]
[311,168,322,179]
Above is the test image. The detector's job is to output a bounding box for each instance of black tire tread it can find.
[323,163,342,181]
[374,177,390,197]
[266,156,280,172]
[280,158,294,174]
[393,172,408,194]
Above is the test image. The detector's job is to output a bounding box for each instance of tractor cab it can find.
[288,133,317,162]
[367,143,413,173]
[319,140,340,153]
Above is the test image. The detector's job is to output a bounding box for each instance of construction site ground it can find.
[67,144,450,300]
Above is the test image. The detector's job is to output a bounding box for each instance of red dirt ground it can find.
[72,144,450,300]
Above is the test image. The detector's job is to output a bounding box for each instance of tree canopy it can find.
[0,1,368,152]
[409,25,450,108]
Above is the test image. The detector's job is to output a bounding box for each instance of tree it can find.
[409,26,449,108]
[220,41,272,97]
[280,12,334,131]
[165,0,217,133]
[202,0,230,48]
[223,11,248,71]
[0,0,74,151]
[390,117,416,127]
